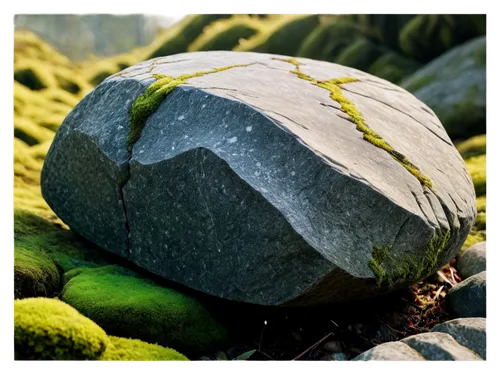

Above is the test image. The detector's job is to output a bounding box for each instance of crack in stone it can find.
[340,86,453,147]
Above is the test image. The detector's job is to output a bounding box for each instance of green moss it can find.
[188,15,263,52]
[476,195,486,213]
[274,57,433,189]
[14,297,109,360]
[128,63,252,151]
[101,336,188,361]
[461,230,486,254]
[368,52,421,84]
[333,37,384,72]
[14,115,55,146]
[465,154,486,196]
[456,134,486,159]
[475,212,486,231]
[14,245,60,299]
[61,265,229,356]
[369,231,451,287]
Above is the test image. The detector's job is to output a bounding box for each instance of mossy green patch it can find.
[456,134,486,160]
[14,245,60,299]
[14,297,109,360]
[101,336,188,361]
[128,63,252,151]
[14,115,55,146]
[461,230,486,254]
[368,231,451,287]
[61,265,229,357]
[465,154,486,196]
[274,57,433,189]
[476,195,486,213]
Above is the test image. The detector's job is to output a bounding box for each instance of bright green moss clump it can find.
[369,231,451,287]
[274,57,433,189]
[456,134,486,159]
[465,154,486,196]
[101,336,188,361]
[128,63,252,151]
[14,298,109,360]
[61,265,229,357]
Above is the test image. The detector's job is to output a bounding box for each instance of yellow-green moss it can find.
[369,231,451,287]
[14,115,55,146]
[476,195,486,213]
[61,265,229,356]
[456,134,486,159]
[14,297,109,360]
[461,230,486,254]
[274,57,433,189]
[101,336,188,361]
[128,63,252,151]
[465,154,486,196]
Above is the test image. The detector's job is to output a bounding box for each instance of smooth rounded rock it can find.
[42,51,476,306]
[447,271,486,318]
[352,341,425,361]
[431,318,486,359]
[458,241,486,279]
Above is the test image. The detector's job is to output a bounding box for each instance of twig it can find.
[433,285,445,301]
[449,267,457,284]
[437,270,454,286]
[292,332,333,360]
[257,350,275,360]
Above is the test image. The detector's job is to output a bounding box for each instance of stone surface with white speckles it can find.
[41,51,477,306]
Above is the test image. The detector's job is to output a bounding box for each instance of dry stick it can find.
[437,270,454,286]
[433,285,445,301]
[292,332,334,360]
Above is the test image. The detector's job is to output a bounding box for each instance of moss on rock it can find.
[61,265,229,356]
[274,57,433,189]
[14,297,109,360]
[101,336,188,361]
[369,231,451,287]
[128,63,252,151]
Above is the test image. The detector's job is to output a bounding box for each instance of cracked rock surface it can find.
[42,51,476,306]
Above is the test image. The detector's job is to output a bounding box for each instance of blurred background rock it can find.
[13,13,486,257]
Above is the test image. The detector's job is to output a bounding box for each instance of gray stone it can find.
[401,332,482,360]
[447,271,486,318]
[431,318,486,359]
[400,36,486,139]
[352,341,425,361]
[458,242,486,279]
[41,51,477,306]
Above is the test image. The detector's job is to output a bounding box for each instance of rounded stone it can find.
[457,241,486,279]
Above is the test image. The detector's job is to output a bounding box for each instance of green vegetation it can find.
[274,57,433,189]
[128,63,252,151]
[61,265,229,356]
[465,154,486,196]
[334,38,384,71]
[188,15,264,52]
[456,134,486,160]
[101,336,188,361]
[368,52,421,84]
[14,297,109,360]
[369,231,451,287]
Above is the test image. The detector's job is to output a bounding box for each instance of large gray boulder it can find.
[352,341,425,361]
[431,318,486,359]
[401,332,482,360]
[400,36,486,139]
[41,51,476,306]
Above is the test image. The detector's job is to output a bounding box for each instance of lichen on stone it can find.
[273,57,433,189]
[369,230,451,287]
[128,63,253,151]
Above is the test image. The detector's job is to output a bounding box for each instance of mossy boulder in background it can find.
[148,14,231,59]
[399,15,486,63]
[14,297,109,360]
[456,134,486,160]
[188,15,262,52]
[297,20,365,62]
[333,37,384,72]
[401,36,486,139]
[235,14,319,56]
[61,265,229,357]
[368,52,421,84]
[465,154,486,197]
